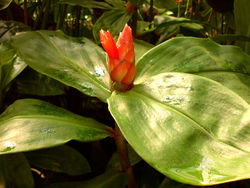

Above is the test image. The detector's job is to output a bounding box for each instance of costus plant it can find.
[0,23,250,187]
[100,24,136,91]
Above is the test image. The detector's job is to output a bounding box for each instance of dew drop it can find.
[1,141,16,152]
[95,67,105,77]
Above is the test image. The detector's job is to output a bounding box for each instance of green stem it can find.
[185,0,190,17]
[177,2,181,17]
[114,123,136,188]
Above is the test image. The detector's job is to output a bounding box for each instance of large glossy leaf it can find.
[0,153,34,188]
[234,0,250,54]
[108,72,250,185]
[0,99,112,154]
[11,30,111,102]
[25,145,90,175]
[136,37,250,103]
[0,43,27,93]
[93,8,131,43]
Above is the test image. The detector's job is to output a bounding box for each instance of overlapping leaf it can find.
[108,37,250,185]
[25,145,90,175]
[0,43,27,93]
[0,99,112,154]
[11,30,111,101]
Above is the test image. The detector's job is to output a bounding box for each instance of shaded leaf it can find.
[45,171,128,188]
[93,8,131,43]
[11,30,111,102]
[159,177,195,188]
[154,0,177,10]
[25,145,90,175]
[58,0,112,9]
[0,43,27,93]
[14,68,65,96]
[211,34,250,43]
[0,0,12,10]
[0,153,34,188]
[234,0,250,54]
[106,144,141,170]
[0,99,112,154]
[0,20,30,43]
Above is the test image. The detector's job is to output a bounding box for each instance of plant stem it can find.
[114,123,136,188]
[185,0,190,17]
[177,2,181,17]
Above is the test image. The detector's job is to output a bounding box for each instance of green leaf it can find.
[234,0,250,54]
[14,68,65,96]
[159,177,195,188]
[0,20,30,43]
[93,9,131,43]
[0,43,27,93]
[0,0,12,10]
[134,39,154,64]
[211,34,250,43]
[11,30,111,102]
[0,99,112,154]
[106,144,141,170]
[0,153,34,188]
[25,145,90,175]
[154,0,177,10]
[136,37,250,103]
[45,171,128,188]
[155,16,204,31]
[58,0,112,9]
[108,72,250,185]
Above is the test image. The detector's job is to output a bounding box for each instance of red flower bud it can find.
[100,25,136,91]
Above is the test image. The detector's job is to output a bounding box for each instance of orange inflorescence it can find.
[100,25,136,91]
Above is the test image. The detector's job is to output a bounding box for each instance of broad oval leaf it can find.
[11,30,111,102]
[25,145,90,175]
[136,37,250,83]
[0,99,112,154]
[135,37,250,103]
[108,72,250,185]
